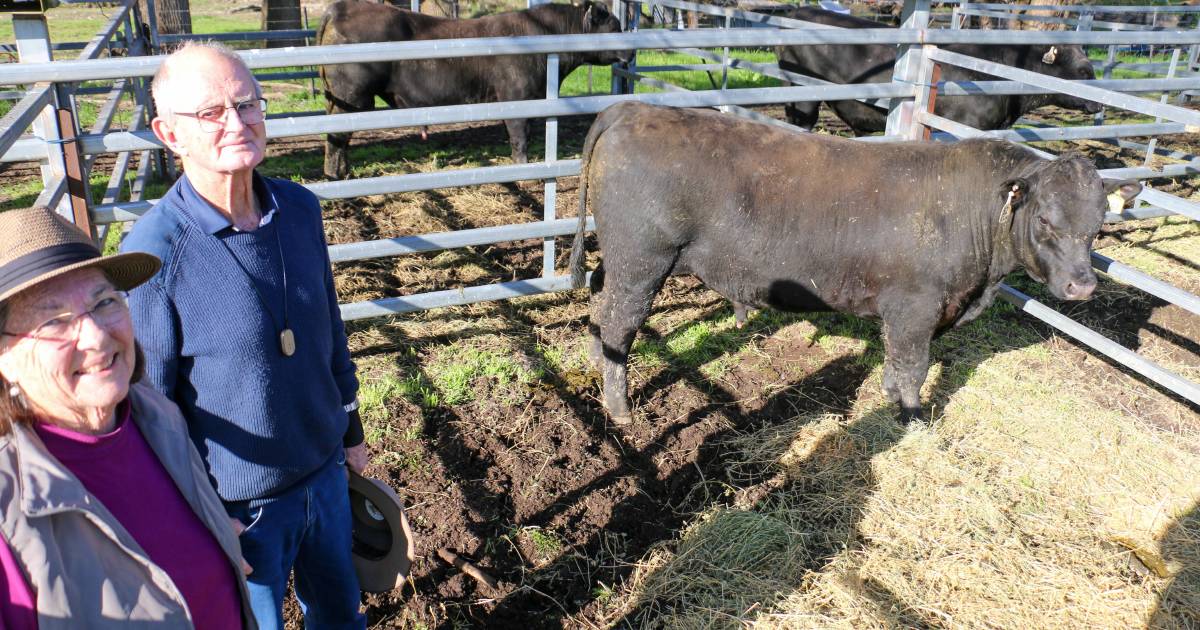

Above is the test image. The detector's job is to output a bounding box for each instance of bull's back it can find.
[776,8,895,84]
[587,104,1009,315]
[320,0,423,45]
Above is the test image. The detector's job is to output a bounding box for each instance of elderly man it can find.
[121,42,368,630]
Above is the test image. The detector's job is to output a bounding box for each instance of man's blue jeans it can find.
[226,454,366,630]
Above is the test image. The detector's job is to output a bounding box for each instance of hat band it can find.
[0,242,102,298]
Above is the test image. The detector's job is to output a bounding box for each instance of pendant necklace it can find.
[215,217,296,357]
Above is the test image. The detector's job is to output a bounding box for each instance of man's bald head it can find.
[151,42,260,120]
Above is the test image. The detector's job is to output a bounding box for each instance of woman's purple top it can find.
[0,403,243,629]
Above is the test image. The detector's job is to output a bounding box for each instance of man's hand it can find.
[345,443,369,475]
[228,517,253,576]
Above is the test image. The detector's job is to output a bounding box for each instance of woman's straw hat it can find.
[0,207,160,305]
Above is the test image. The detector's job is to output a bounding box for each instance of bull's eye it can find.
[1038,216,1050,226]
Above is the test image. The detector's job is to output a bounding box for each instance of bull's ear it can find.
[1102,179,1142,211]
[1042,46,1058,64]
[1001,178,1029,207]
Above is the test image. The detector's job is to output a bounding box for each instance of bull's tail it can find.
[568,108,621,290]
[315,6,340,94]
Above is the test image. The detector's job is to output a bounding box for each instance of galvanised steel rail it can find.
[79,0,135,61]
[0,86,53,160]
[959,3,1200,14]
[999,285,1200,406]
[927,47,1200,130]
[157,29,316,43]
[92,161,581,223]
[339,273,588,320]
[8,27,1200,86]
[11,71,1200,164]
[13,74,1200,164]
[329,217,595,263]
[956,8,1165,31]
[1092,253,1200,317]
[912,53,1199,405]
[27,83,916,159]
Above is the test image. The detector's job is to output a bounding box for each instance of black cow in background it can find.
[318,0,630,179]
[776,7,1101,135]
[569,102,1140,424]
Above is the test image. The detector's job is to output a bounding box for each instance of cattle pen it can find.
[2,0,1200,626]
[3,0,1197,407]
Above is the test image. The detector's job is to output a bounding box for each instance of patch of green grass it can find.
[525,526,563,557]
[0,178,46,213]
[561,48,781,97]
[359,371,440,424]
[428,344,538,405]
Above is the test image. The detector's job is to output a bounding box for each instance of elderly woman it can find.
[0,207,255,629]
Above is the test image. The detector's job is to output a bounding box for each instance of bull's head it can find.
[1005,155,1140,301]
[578,0,634,64]
[1036,44,1103,114]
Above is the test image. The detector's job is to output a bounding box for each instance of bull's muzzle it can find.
[1062,272,1098,300]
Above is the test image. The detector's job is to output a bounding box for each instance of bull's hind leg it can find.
[879,301,939,423]
[323,93,374,180]
[586,262,607,370]
[589,251,675,424]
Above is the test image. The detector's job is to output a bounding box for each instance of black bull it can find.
[775,7,1101,135]
[317,0,630,180]
[568,102,1140,422]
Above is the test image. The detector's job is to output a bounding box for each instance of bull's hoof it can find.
[609,413,633,426]
[897,406,925,425]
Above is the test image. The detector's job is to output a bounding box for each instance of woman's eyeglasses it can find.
[1,291,130,345]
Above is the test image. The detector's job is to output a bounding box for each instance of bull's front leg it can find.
[879,302,939,423]
[783,101,820,130]
[504,118,529,164]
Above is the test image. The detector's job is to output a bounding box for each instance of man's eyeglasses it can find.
[176,98,268,133]
[1,291,130,346]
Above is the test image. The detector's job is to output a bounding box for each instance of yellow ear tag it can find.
[1107,191,1127,214]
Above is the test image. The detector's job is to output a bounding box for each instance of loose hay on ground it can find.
[610,328,1200,629]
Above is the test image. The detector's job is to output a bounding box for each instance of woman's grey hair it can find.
[151,41,260,120]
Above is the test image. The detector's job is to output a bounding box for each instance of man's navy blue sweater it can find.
[122,173,362,502]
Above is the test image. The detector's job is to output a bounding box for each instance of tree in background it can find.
[262,0,303,48]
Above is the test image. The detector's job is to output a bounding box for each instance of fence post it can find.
[1141,46,1181,197]
[1095,44,1114,126]
[543,53,559,278]
[612,0,624,95]
[1181,19,1200,105]
[127,3,159,182]
[884,0,930,137]
[13,14,85,225]
[623,0,641,94]
[907,45,939,141]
